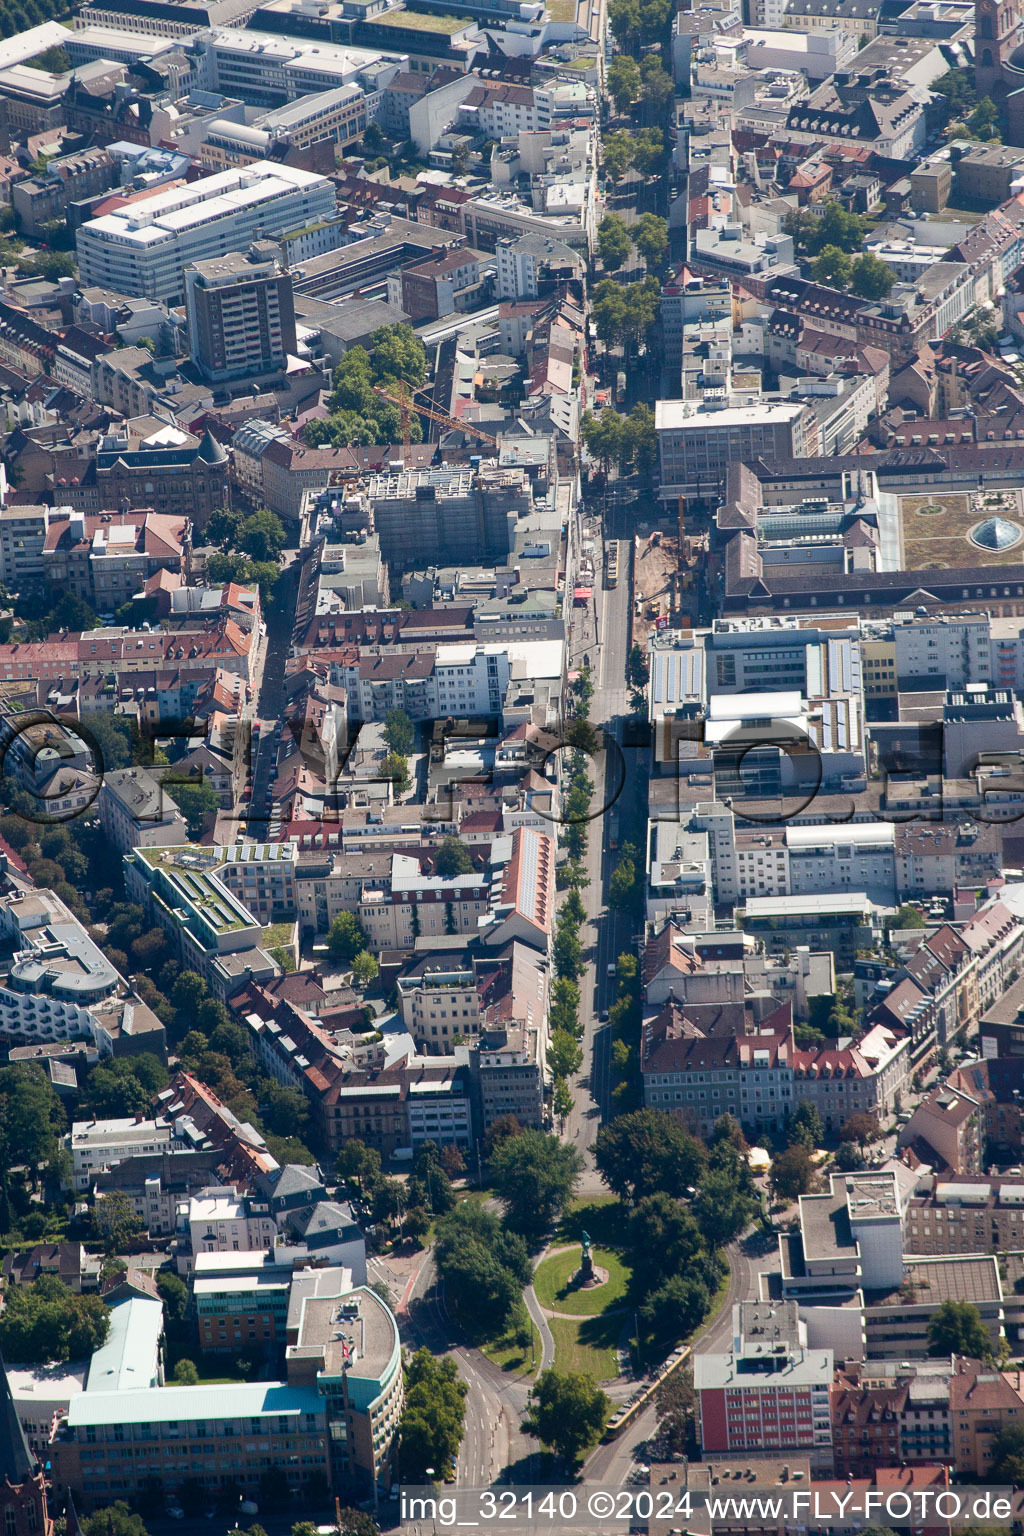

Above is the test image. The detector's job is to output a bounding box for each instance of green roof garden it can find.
[369,8,473,30]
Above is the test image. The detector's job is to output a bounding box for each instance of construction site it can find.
[631,522,705,649]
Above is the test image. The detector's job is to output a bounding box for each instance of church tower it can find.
[0,1350,52,1536]
[976,0,1023,97]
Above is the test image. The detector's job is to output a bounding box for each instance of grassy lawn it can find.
[480,1318,541,1378]
[549,1315,621,1381]
[533,1247,631,1316]
[547,0,577,18]
[553,1195,620,1246]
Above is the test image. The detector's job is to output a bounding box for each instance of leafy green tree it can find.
[434,1201,531,1336]
[811,244,853,288]
[607,54,641,111]
[597,213,632,271]
[351,950,379,988]
[990,1422,1024,1481]
[608,856,638,914]
[595,1108,706,1204]
[608,0,672,51]
[491,1128,583,1237]
[238,509,286,563]
[841,1112,880,1149]
[381,751,410,792]
[640,1272,711,1349]
[163,776,220,838]
[19,249,76,280]
[553,1077,574,1131]
[627,643,650,689]
[628,1193,708,1297]
[581,409,626,472]
[0,1274,110,1362]
[82,1505,150,1536]
[788,1101,824,1150]
[927,1299,993,1359]
[326,911,369,962]
[603,130,635,182]
[370,322,428,389]
[591,280,629,346]
[372,1177,407,1228]
[0,1063,64,1180]
[335,1139,381,1192]
[524,1369,608,1466]
[435,836,473,878]
[931,66,975,125]
[383,707,415,758]
[968,95,1000,139]
[631,128,668,177]
[624,401,658,479]
[694,1167,758,1248]
[548,1028,584,1080]
[633,212,669,269]
[770,1144,815,1202]
[205,506,246,547]
[90,1190,145,1254]
[815,201,865,254]
[172,1358,199,1384]
[850,252,895,300]
[550,978,582,1038]
[398,1347,467,1479]
[336,1511,381,1536]
[834,1140,866,1172]
[553,924,584,982]
[639,56,674,118]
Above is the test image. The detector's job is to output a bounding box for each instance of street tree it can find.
[553,1077,574,1132]
[607,54,641,112]
[693,1167,758,1249]
[788,1101,824,1150]
[597,213,632,271]
[549,1029,584,1080]
[770,1144,815,1203]
[841,1112,881,1149]
[491,1128,583,1237]
[633,212,668,269]
[398,1348,467,1480]
[595,1108,706,1203]
[603,130,634,182]
[524,1369,609,1466]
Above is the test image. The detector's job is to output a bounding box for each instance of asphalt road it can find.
[562,533,634,1189]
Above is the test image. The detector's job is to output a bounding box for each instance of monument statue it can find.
[579,1229,594,1284]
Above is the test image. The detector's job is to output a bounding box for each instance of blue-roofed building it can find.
[54,1379,328,1510]
[84,1297,163,1395]
[51,1271,401,1511]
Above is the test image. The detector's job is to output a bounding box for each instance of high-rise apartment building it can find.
[185,251,297,385]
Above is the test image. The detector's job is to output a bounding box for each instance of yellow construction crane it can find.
[374,383,500,459]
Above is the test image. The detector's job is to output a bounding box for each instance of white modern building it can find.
[75,163,338,304]
[98,767,188,858]
[70,1116,181,1191]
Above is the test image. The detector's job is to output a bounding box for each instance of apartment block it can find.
[98,768,188,858]
[656,398,820,501]
[695,1301,834,1469]
[185,250,297,385]
[76,162,336,304]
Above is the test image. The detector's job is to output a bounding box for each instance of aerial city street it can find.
[2,0,1024,1530]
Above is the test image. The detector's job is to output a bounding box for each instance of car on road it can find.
[166,1505,185,1521]
[599,1008,609,1021]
